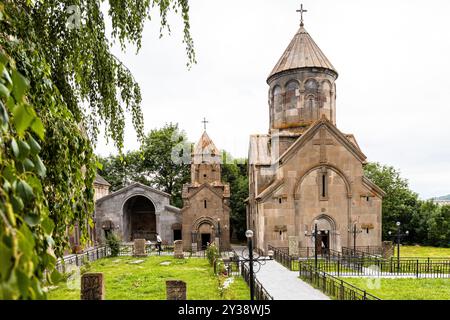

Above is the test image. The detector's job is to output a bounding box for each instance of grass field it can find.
[46,256,249,300]
[343,277,450,300]
[396,246,450,258]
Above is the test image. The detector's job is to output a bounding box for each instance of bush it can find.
[106,232,120,257]
[206,243,220,266]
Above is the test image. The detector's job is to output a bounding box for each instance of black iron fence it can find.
[299,263,381,300]
[300,256,450,278]
[240,263,273,300]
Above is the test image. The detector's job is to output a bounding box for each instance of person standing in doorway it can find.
[156,233,162,255]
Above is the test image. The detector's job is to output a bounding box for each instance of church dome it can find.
[267,26,338,83]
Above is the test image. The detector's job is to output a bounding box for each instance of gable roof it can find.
[183,183,228,200]
[268,26,337,82]
[94,174,111,186]
[362,176,387,198]
[96,182,170,204]
[278,115,367,166]
[256,178,285,202]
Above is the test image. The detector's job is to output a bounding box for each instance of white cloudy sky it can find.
[95,0,450,200]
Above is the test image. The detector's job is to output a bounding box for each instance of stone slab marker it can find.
[288,236,299,256]
[81,273,104,300]
[166,280,186,300]
[174,240,184,259]
[133,239,147,257]
[382,241,394,259]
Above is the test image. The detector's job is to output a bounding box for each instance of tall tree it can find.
[0,0,195,299]
[221,158,248,241]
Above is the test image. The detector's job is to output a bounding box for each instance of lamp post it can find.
[388,221,409,270]
[245,230,254,300]
[240,230,273,300]
[348,223,363,255]
[304,220,320,270]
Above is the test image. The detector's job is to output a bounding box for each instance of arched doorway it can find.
[311,215,338,254]
[198,222,214,250]
[123,195,156,241]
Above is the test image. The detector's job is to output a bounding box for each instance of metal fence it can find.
[299,263,381,300]
[240,262,273,300]
[54,246,110,273]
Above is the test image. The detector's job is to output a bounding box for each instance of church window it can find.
[319,168,329,201]
[279,198,282,204]
[204,200,207,208]
[273,86,282,112]
[286,81,299,109]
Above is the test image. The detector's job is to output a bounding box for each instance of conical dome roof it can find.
[192,131,221,164]
[268,26,337,82]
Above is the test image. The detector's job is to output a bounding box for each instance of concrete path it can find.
[232,246,329,300]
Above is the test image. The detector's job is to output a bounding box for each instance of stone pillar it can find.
[174,240,184,259]
[81,273,104,300]
[133,239,147,257]
[288,236,299,256]
[166,280,186,300]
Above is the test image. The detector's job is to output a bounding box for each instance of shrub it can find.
[206,243,220,266]
[106,232,120,257]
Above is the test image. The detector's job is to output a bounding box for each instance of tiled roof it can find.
[268,26,337,81]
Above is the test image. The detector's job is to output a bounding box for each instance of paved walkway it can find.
[232,246,329,300]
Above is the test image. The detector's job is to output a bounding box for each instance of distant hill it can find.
[433,194,450,201]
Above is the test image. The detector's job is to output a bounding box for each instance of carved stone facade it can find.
[247,23,385,254]
[181,131,231,251]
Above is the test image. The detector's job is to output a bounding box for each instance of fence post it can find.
[337,260,340,276]
[416,259,419,278]
[75,254,79,266]
[339,280,344,300]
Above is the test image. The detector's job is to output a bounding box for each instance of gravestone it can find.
[191,242,198,253]
[174,240,184,259]
[81,273,104,300]
[288,236,299,256]
[166,280,186,300]
[133,239,147,257]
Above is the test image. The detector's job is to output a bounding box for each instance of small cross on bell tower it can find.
[296,3,308,27]
[201,117,209,131]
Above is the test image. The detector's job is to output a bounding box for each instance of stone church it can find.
[247,19,385,254]
[181,131,231,251]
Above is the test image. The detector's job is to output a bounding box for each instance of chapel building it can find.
[247,18,385,254]
[181,131,231,251]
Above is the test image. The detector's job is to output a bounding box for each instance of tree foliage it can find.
[364,162,420,240]
[0,0,195,299]
[221,158,248,241]
[99,123,191,207]
[365,162,450,247]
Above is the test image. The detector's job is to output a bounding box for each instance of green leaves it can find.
[11,70,29,102]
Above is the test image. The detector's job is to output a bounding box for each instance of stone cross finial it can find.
[296,4,308,27]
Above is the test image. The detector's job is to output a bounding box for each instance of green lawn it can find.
[396,246,450,258]
[46,256,249,300]
[343,277,450,300]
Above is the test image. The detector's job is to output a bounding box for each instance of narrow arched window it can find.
[273,86,282,112]
[204,200,207,209]
[286,81,299,109]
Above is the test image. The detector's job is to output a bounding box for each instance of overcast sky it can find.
[95,0,450,200]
